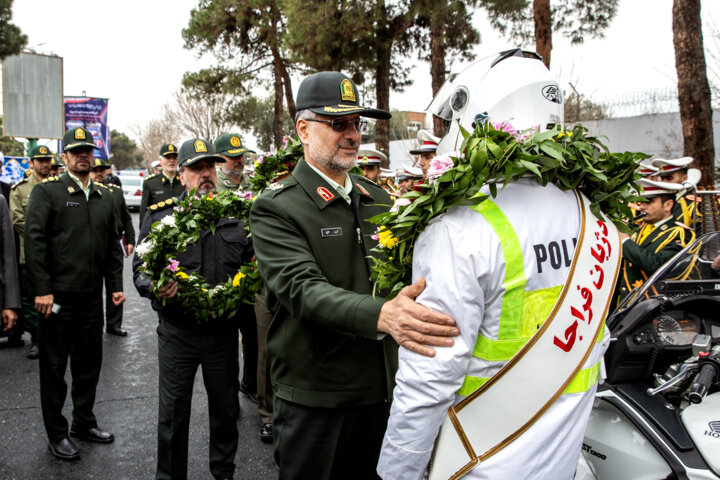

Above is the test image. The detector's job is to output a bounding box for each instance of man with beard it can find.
[250,72,459,479]
[9,145,53,357]
[133,138,252,480]
[140,143,183,225]
[90,158,135,336]
[25,127,124,461]
[215,133,254,192]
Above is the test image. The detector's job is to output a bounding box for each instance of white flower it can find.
[160,215,176,228]
[390,198,412,213]
[135,240,154,257]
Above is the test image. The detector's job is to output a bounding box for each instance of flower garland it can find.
[250,135,304,193]
[370,123,648,299]
[136,189,262,321]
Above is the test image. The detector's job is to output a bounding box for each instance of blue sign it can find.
[64,97,110,159]
[0,156,29,184]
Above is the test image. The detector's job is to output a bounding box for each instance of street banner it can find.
[0,156,30,184]
[64,97,110,159]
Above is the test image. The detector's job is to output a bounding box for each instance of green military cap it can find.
[91,158,111,170]
[296,71,391,119]
[215,133,255,157]
[62,127,99,151]
[178,138,226,167]
[159,143,178,157]
[29,145,55,159]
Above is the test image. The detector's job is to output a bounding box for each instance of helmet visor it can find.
[426,73,459,121]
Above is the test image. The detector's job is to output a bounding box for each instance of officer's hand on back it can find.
[2,309,17,331]
[377,277,459,357]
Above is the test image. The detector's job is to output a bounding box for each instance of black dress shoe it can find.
[48,438,80,461]
[239,381,258,404]
[26,342,39,359]
[70,426,115,443]
[260,423,273,444]
[106,327,127,337]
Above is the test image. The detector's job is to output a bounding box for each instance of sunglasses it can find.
[306,118,368,133]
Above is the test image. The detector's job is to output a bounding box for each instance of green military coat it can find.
[250,158,397,408]
[9,172,41,265]
[139,172,184,224]
[103,183,136,246]
[216,168,250,192]
[617,218,690,301]
[24,174,123,296]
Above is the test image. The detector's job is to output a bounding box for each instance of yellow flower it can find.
[232,271,245,287]
[175,271,189,281]
[377,227,399,249]
[556,131,573,139]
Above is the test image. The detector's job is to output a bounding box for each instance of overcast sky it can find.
[7,0,720,152]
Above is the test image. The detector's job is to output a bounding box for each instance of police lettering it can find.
[533,238,577,273]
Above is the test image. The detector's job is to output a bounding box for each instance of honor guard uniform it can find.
[651,157,701,230]
[357,148,386,183]
[616,178,692,302]
[9,145,54,357]
[396,165,423,194]
[139,143,183,225]
[409,129,440,178]
[25,127,123,461]
[215,133,254,191]
[90,158,136,336]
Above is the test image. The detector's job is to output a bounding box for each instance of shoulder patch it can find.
[267,183,284,191]
[42,176,60,184]
[11,178,27,190]
[148,198,175,212]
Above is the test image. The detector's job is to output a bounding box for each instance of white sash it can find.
[428,191,622,480]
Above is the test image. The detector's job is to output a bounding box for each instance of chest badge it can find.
[321,227,342,238]
[356,184,370,197]
[317,187,335,202]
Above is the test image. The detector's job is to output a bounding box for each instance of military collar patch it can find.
[267,183,284,191]
[67,186,75,193]
[356,183,370,197]
[660,224,668,231]
[317,186,335,202]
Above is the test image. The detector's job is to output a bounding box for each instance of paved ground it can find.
[0,212,277,480]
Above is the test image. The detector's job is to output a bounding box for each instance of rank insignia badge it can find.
[317,187,335,202]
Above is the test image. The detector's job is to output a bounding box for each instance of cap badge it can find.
[230,136,241,147]
[39,147,48,154]
[74,128,86,140]
[317,187,335,202]
[340,79,356,102]
[194,140,207,153]
[95,159,101,166]
[168,144,175,152]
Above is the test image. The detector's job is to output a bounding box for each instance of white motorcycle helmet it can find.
[428,49,564,155]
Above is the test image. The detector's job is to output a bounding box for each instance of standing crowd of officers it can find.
[0,67,706,480]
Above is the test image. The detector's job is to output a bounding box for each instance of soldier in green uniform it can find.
[215,133,254,192]
[250,72,459,479]
[9,145,54,357]
[139,143,183,225]
[25,127,125,461]
[617,178,691,302]
[90,158,136,336]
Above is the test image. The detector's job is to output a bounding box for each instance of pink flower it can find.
[282,136,291,147]
[208,192,214,199]
[492,121,537,142]
[235,190,253,200]
[426,155,454,179]
[390,197,411,213]
[166,259,180,272]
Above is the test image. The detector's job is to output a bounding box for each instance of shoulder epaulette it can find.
[96,182,110,190]
[263,177,297,197]
[145,173,158,180]
[148,198,176,212]
[11,178,28,190]
[41,176,60,184]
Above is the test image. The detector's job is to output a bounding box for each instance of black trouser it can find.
[104,276,123,331]
[254,292,273,424]
[39,292,103,442]
[156,319,239,480]
[273,397,388,480]
[238,305,257,392]
[19,265,40,341]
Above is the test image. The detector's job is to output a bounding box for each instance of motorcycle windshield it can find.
[615,231,720,314]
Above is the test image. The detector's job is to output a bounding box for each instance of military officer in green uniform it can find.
[25,127,125,461]
[140,143,183,225]
[215,133,254,192]
[90,158,136,336]
[50,156,65,176]
[9,145,54,358]
[617,178,692,302]
[250,72,459,479]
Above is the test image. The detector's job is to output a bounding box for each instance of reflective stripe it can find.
[458,361,602,397]
[470,200,561,362]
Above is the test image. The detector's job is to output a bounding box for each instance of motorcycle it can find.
[576,231,720,480]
